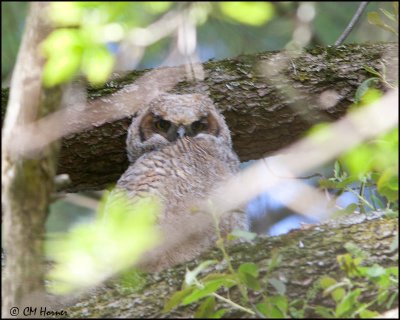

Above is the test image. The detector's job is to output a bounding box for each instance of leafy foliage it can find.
[367,2,398,36]
[46,190,160,294]
[318,244,398,318]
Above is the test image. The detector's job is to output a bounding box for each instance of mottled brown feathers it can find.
[114,93,248,272]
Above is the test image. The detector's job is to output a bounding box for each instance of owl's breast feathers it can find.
[117,136,239,205]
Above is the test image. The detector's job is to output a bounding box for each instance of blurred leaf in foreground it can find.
[46,190,161,295]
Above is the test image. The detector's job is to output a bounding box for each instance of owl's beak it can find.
[177,126,186,138]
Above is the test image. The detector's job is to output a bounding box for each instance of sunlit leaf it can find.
[42,52,82,87]
[332,287,346,303]
[359,309,380,318]
[320,276,337,290]
[82,46,114,86]
[41,29,84,87]
[377,168,399,202]
[219,2,275,26]
[360,88,382,105]
[228,229,257,241]
[185,260,218,286]
[48,2,83,26]
[182,278,235,305]
[363,264,387,278]
[335,288,362,317]
[46,191,161,294]
[354,78,380,104]
[307,123,333,144]
[143,2,172,14]
[341,144,373,177]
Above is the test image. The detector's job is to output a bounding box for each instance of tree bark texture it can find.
[1,3,63,317]
[58,214,398,318]
[2,42,398,193]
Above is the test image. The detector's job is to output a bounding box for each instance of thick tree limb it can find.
[1,3,63,317]
[58,215,398,318]
[1,42,398,192]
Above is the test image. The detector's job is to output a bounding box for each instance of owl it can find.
[115,93,248,272]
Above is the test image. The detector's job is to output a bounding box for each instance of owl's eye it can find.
[191,121,207,133]
[155,119,171,131]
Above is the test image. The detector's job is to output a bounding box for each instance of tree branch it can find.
[60,215,398,318]
[1,42,398,192]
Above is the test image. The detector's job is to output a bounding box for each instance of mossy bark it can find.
[1,3,63,317]
[1,42,398,192]
[55,214,398,318]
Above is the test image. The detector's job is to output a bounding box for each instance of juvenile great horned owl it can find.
[116,93,248,272]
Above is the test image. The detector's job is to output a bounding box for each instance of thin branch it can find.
[334,2,369,46]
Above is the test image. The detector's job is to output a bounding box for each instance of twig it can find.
[334,2,369,46]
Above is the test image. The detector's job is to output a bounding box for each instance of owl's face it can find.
[126,93,233,163]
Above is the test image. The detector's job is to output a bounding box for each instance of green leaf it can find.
[271,295,288,314]
[42,51,82,87]
[47,191,161,294]
[332,288,346,303]
[229,229,257,241]
[82,46,114,86]
[320,276,337,289]
[185,260,217,285]
[359,309,380,318]
[219,2,275,26]
[377,169,399,202]
[239,272,261,291]
[163,286,194,313]
[307,123,333,144]
[380,8,396,21]
[195,296,216,318]
[314,305,335,318]
[364,264,386,278]
[238,262,259,277]
[341,144,373,177]
[368,11,398,34]
[268,278,286,295]
[143,2,172,14]
[333,203,358,216]
[210,309,226,318]
[354,78,380,103]
[41,29,84,87]
[334,161,341,177]
[238,262,271,292]
[344,242,368,259]
[257,296,288,318]
[335,288,362,317]
[182,278,235,305]
[267,252,283,272]
[49,2,83,26]
[363,65,382,78]
[368,12,384,26]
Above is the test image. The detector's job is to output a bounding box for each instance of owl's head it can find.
[126,93,233,163]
